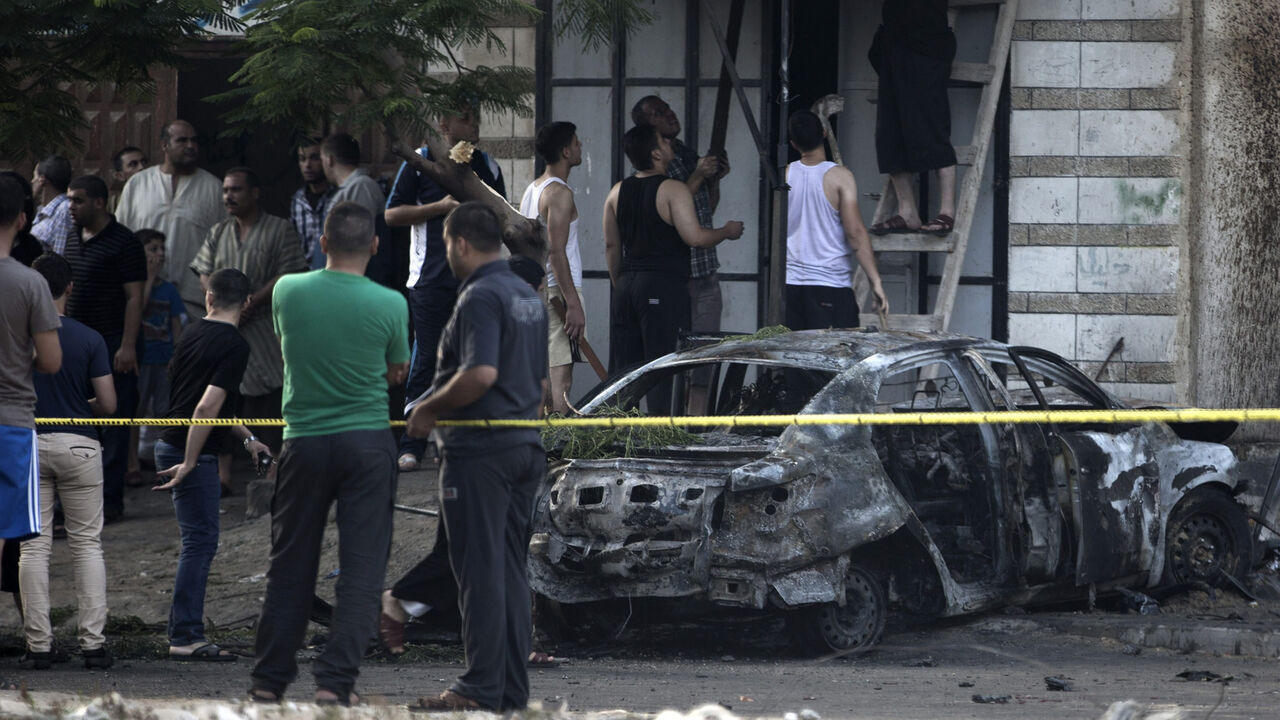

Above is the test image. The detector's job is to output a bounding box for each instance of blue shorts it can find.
[0,424,40,541]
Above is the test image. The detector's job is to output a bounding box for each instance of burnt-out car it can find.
[529,329,1260,653]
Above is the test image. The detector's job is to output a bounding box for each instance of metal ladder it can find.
[855,0,1020,333]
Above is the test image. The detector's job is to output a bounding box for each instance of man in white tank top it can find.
[785,110,889,330]
[519,122,584,415]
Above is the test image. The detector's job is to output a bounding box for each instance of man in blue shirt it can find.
[385,107,505,472]
[405,202,547,713]
[22,253,117,670]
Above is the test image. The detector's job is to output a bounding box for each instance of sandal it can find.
[920,214,954,236]
[409,690,484,713]
[248,688,281,704]
[170,643,238,662]
[869,214,918,235]
[528,651,560,668]
[316,689,361,707]
[397,453,420,472]
[380,611,407,655]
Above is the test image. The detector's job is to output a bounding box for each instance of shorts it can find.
[545,285,587,368]
[0,424,40,541]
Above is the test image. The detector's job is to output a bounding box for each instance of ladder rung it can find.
[955,144,977,166]
[863,314,945,332]
[871,233,957,253]
[951,62,995,84]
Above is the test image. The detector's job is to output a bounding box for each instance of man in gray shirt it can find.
[0,175,63,553]
[320,132,391,285]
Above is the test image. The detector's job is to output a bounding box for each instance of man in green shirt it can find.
[249,201,409,706]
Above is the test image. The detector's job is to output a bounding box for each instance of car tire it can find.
[789,564,886,655]
[1163,487,1252,587]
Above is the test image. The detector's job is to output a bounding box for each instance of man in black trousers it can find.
[404,202,547,713]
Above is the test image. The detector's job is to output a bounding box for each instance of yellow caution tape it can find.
[30,407,1280,429]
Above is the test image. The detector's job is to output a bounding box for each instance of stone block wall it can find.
[1007,0,1183,402]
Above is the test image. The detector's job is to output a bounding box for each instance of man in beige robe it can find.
[116,120,223,320]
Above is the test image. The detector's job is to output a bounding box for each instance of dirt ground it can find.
[4,464,1280,718]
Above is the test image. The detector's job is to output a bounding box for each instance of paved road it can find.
[5,613,1279,718]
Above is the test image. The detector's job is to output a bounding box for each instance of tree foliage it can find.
[0,0,241,162]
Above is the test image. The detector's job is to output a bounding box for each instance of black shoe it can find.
[18,651,52,670]
[83,647,113,670]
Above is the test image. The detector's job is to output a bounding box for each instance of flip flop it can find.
[248,688,281,704]
[170,643,237,662]
[528,651,560,668]
[921,214,954,236]
[379,611,407,655]
[315,689,361,707]
[869,214,916,235]
[409,690,484,713]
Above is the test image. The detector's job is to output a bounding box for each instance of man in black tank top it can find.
[603,124,744,414]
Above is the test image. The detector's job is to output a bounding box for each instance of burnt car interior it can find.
[871,361,1002,583]
[610,362,836,438]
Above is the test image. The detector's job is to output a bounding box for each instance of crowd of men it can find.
[0,90,899,710]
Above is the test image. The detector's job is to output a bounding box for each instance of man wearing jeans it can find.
[250,202,409,706]
[154,268,268,661]
[22,253,117,670]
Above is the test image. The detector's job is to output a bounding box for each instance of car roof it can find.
[671,328,1007,371]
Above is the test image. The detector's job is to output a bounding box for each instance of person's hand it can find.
[245,438,271,462]
[715,154,731,180]
[563,301,586,342]
[722,220,745,240]
[146,253,164,278]
[440,195,461,214]
[114,344,138,374]
[406,404,437,439]
[694,155,719,180]
[871,281,890,316]
[153,462,193,491]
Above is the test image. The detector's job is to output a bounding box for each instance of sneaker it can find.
[397,453,419,472]
[18,651,52,670]
[83,647,113,670]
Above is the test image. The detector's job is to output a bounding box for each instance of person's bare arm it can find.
[154,385,226,490]
[662,180,743,248]
[832,167,889,314]
[603,184,622,285]
[88,374,117,416]
[385,196,459,227]
[33,329,61,374]
[542,183,584,341]
[115,280,144,373]
[386,361,409,387]
[405,366,498,438]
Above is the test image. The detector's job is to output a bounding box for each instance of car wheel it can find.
[790,564,886,655]
[1163,487,1252,587]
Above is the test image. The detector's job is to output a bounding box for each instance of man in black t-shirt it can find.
[153,268,270,662]
[64,174,146,523]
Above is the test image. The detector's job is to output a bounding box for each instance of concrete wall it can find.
[1007,0,1184,403]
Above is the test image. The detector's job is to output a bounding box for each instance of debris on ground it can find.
[1175,670,1233,683]
[1116,588,1161,616]
[902,656,935,667]
[1097,699,1185,720]
[957,682,974,688]
[971,694,1011,704]
[1122,644,1143,656]
[1044,675,1073,691]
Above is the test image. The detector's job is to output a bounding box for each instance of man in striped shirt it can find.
[191,167,307,491]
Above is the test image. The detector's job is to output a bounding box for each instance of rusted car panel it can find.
[529,330,1259,648]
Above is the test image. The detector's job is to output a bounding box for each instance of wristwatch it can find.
[243,435,259,448]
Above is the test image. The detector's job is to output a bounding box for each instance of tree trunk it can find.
[385,125,547,264]
[1188,0,1280,438]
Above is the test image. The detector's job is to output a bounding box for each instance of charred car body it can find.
[529,330,1259,652]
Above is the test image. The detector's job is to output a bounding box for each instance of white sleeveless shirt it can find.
[519,176,581,288]
[786,160,851,288]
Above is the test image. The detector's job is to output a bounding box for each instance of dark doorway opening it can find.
[781,0,840,163]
